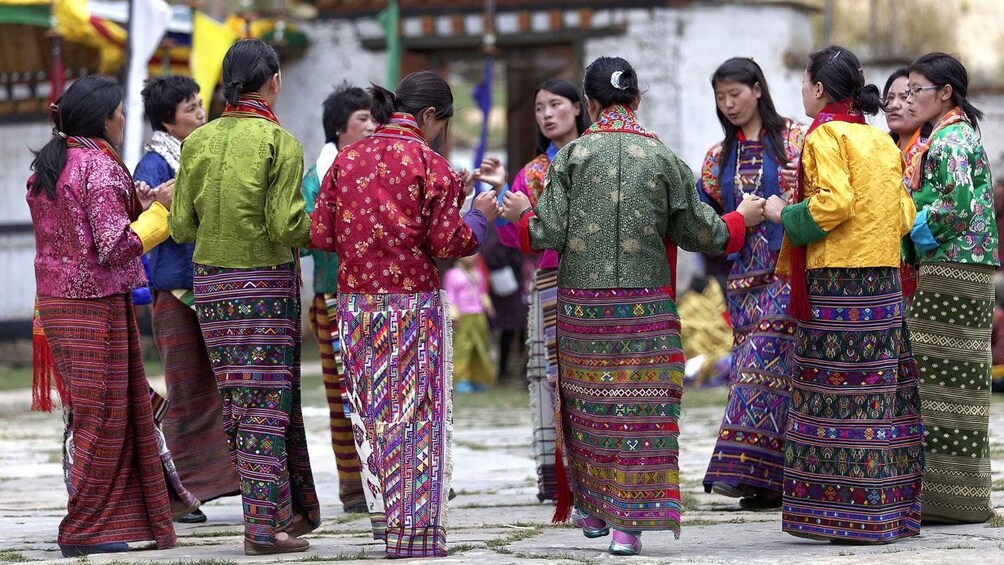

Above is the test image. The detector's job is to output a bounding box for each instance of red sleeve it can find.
[721,211,746,255]
[309,164,338,252]
[422,152,479,258]
[517,210,537,254]
[662,237,678,301]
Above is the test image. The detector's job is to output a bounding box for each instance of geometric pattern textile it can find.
[782,267,924,543]
[337,291,454,557]
[907,262,995,524]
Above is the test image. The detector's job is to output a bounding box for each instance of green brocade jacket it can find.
[524,105,742,289]
[171,116,310,268]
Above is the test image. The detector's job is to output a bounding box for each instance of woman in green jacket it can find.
[171,38,319,555]
[501,56,763,556]
[905,52,998,525]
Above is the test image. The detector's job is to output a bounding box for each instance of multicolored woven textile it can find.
[313,293,365,511]
[152,290,239,503]
[337,291,454,558]
[782,267,923,543]
[703,141,796,496]
[556,287,683,535]
[528,268,559,501]
[193,262,320,545]
[38,294,176,549]
[907,262,995,523]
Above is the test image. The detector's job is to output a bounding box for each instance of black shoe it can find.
[59,542,130,557]
[176,509,208,523]
[448,488,457,500]
[739,495,782,511]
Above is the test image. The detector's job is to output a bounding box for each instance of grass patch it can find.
[294,551,371,562]
[511,551,597,564]
[454,383,530,428]
[986,512,1004,528]
[684,516,749,527]
[941,543,975,549]
[681,387,728,410]
[483,524,543,555]
[0,550,30,562]
[187,530,241,538]
[0,366,32,392]
[992,478,1004,492]
[104,561,236,565]
[447,543,485,554]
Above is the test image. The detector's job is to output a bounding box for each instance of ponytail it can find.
[220,39,280,106]
[855,84,883,115]
[369,71,454,127]
[369,84,397,125]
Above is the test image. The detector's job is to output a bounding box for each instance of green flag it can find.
[376,0,400,87]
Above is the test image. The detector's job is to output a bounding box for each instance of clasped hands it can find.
[135,179,174,211]
[739,194,788,226]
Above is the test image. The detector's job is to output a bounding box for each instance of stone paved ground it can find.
[1,364,1002,565]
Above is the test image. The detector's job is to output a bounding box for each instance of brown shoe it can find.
[281,513,316,538]
[244,534,310,555]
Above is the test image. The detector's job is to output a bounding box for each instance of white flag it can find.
[124,0,172,170]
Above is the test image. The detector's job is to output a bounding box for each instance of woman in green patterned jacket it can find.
[500,56,765,556]
[905,52,998,524]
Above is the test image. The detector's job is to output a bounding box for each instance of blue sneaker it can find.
[455,380,475,393]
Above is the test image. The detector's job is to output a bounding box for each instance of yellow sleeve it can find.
[804,128,854,233]
[130,201,170,253]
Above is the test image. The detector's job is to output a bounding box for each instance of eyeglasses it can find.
[904,85,942,98]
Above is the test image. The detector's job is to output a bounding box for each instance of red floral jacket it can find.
[310,113,486,294]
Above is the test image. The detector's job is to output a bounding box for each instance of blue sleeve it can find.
[134,153,174,187]
[910,209,939,252]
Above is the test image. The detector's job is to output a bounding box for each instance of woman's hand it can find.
[474,156,507,189]
[135,181,155,210]
[152,179,174,210]
[780,161,799,202]
[737,194,766,226]
[763,194,787,224]
[473,189,499,222]
[500,190,532,223]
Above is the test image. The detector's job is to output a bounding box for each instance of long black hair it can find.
[910,52,983,130]
[221,38,280,106]
[533,78,590,155]
[370,70,454,127]
[711,57,789,174]
[806,45,882,115]
[582,56,639,108]
[30,75,123,199]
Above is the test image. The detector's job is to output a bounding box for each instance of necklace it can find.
[733,138,763,196]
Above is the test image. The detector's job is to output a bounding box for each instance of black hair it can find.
[322,81,371,145]
[710,57,789,174]
[582,56,640,108]
[141,75,200,132]
[806,45,882,115]
[910,52,983,130]
[882,66,910,101]
[221,38,280,106]
[369,70,453,126]
[533,78,590,155]
[30,75,123,199]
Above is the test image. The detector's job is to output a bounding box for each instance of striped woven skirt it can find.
[152,290,240,503]
[337,291,454,558]
[527,268,559,501]
[907,262,995,524]
[704,243,795,496]
[193,262,321,545]
[37,294,176,549]
[782,268,924,543]
[556,287,683,535]
[310,293,365,512]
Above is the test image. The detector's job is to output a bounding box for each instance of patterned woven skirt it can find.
[907,262,995,524]
[193,262,320,545]
[152,290,240,503]
[37,294,176,549]
[337,291,454,558]
[556,287,683,535]
[782,268,924,543]
[311,293,365,512]
[527,268,559,501]
[704,243,795,496]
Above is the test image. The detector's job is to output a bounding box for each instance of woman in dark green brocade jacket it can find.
[500,56,765,557]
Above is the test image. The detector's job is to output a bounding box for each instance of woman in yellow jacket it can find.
[763,45,923,544]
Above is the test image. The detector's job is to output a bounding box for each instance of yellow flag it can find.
[191,11,239,112]
[53,0,126,73]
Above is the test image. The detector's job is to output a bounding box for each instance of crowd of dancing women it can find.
[27,36,998,558]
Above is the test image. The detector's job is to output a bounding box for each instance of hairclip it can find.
[827,50,842,64]
[610,71,628,90]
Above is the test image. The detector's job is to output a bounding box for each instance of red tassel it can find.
[664,238,678,301]
[31,333,56,412]
[788,245,811,321]
[551,441,574,523]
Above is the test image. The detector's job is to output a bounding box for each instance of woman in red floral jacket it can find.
[310,70,499,558]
